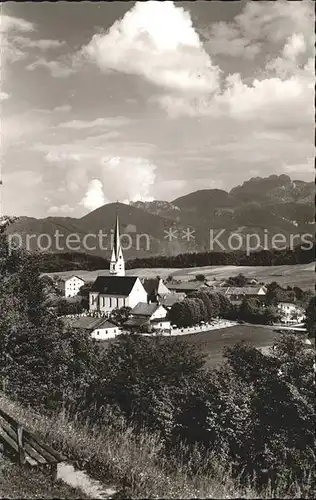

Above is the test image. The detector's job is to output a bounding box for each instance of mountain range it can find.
[5,175,315,258]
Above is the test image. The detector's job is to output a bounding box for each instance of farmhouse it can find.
[123,302,171,332]
[56,275,85,298]
[277,302,305,323]
[89,210,147,314]
[142,277,171,303]
[63,316,120,339]
[167,281,209,294]
[219,286,267,304]
[160,292,186,309]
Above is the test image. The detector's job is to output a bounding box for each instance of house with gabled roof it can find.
[56,275,85,298]
[123,301,171,332]
[142,277,171,303]
[63,316,120,339]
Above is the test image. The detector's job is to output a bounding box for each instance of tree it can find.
[266,282,296,305]
[195,274,206,282]
[0,232,99,412]
[55,297,84,316]
[86,333,206,436]
[77,281,94,309]
[226,274,248,287]
[110,306,132,325]
[305,296,315,339]
[223,337,315,490]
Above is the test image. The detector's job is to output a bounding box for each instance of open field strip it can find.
[43,263,315,290]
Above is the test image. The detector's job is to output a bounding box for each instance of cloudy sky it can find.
[1,0,314,217]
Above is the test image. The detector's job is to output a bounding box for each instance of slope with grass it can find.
[0,394,310,500]
[0,456,87,499]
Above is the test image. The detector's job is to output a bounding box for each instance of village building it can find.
[56,275,85,298]
[123,302,171,332]
[89,210,147,314]
[160,292,186,310]
[166,281,209,295]
[63,316,120,340]
[142,277,171,303]
[210,286,267,304]
[277,302,305,323]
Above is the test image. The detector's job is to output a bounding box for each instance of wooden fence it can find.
[0,406,67,478]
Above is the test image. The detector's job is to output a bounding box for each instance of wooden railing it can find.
[0,406,67,478]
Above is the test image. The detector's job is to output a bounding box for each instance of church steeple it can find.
[110,203,125,276]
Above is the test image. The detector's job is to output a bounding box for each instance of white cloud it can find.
[100,156,156,202]
[45,151,83,162]
[201,21,261,59]
[233,0,312,46]
[0,14,34,33]
[0,92,10,101]
[99,156,157,203]
[153,1,314,123]
[80,179,108,211]
[283,33,306,61]
[0,14,66,75]
[53,104,72,113]
[58,116,131,129]
[12,35,65,50]
[47,204,76,215]
[26,58,75,78]
[80,0,220,94]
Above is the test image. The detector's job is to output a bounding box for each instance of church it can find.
[89,210,147,314]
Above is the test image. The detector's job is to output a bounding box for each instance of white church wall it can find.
[128,278,148,309]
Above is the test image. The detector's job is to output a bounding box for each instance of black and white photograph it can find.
[0,0,315,498]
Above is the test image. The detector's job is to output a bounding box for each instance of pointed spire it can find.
[113,201,120,259]
[110,201,125,276]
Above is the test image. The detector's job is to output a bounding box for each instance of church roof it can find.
[91,276,138,296]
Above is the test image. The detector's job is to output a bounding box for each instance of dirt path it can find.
[57,462,117,499]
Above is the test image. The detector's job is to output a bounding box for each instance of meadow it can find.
[43,263,315,290]
[176,324,279,368]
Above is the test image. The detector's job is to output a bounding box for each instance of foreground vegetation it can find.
[0,456,87,499]
[1,393,314,499]
[1,221,315,498]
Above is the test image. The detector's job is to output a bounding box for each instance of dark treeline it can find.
[127,244,315,269]
[37,243,314,273]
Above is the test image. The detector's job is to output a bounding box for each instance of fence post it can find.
[17,425,26,465]
[50,463,58,482]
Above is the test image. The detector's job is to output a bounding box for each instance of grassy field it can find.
[43,263,315,290]
[0,456,87,499]
[179,324,279,368]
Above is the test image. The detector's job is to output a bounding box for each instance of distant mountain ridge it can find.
[6,175,315,258]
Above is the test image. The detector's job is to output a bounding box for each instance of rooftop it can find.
[91,276,138,296]
[225,286,267,295]
[131,302,160,317]
[123,317,148,328]
[167,281,208,292]
[63,316,117,331]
